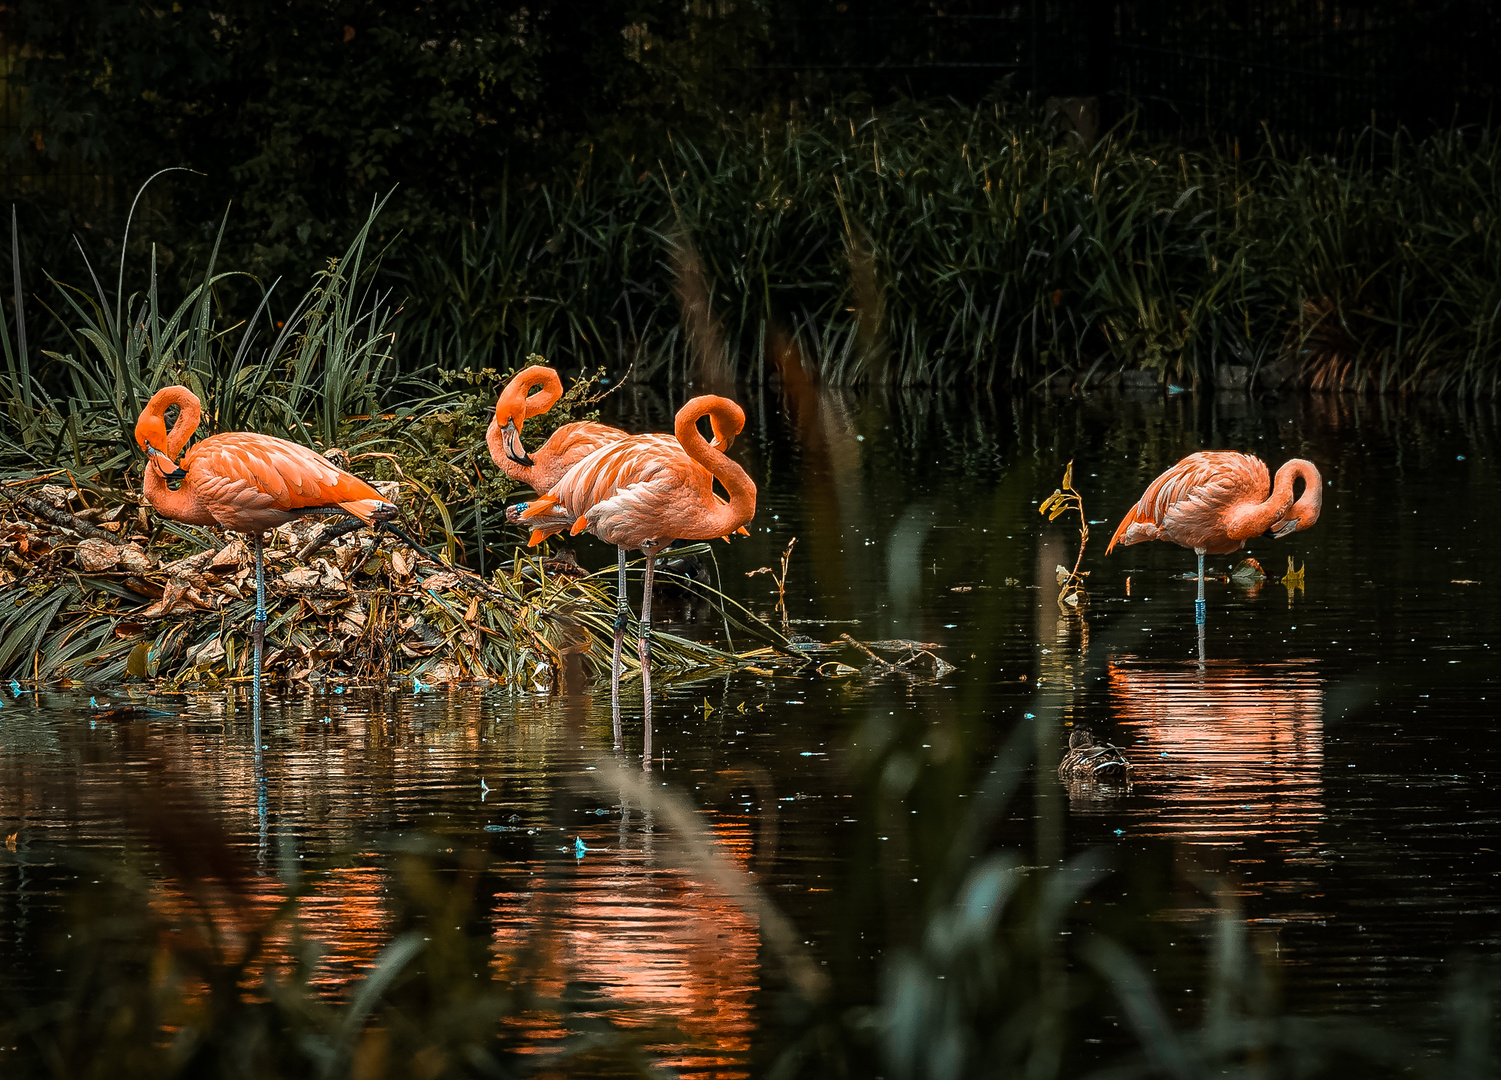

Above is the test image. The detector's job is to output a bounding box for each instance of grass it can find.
[390,102,1501,395]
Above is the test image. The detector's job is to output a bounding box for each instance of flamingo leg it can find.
[1195,549,1206,626]
[611,545,627,752]
[638,546,658,768]
[253,532,267,725]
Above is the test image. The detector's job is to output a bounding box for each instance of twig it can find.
[1,485,120,542]
[1038,460,1090,612]
[839,632,897,670]
[296,516,366,561]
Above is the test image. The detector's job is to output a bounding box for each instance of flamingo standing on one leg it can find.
[518,395,757,753]
[135,386,398,719]
[1106,451,1323,624]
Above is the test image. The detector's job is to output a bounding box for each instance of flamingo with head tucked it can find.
[1107,451,1323,623]
[488,365,629,495]
[493,363,737,541]
[135,385,397,717]
[517,395,757,748]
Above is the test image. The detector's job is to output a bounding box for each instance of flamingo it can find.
[135,385,397,718]
[517,395,756,747]
[495,365,738,544]
[487,365,629,495]
[1106,451,1323,623]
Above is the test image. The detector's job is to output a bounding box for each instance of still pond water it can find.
[3,384,1499,1074]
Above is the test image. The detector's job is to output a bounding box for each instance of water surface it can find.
[4,386,1499,1073]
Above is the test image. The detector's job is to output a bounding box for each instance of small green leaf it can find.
[126,642,151,679]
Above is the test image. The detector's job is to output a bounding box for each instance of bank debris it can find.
[0,480,796,689]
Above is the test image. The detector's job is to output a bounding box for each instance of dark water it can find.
[4,385,1500,1074]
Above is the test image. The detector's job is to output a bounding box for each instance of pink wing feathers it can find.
[524,421,632,493]
[1107,452,1271,555]
[184,433,393,525]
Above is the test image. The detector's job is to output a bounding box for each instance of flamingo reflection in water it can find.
[1107,452,1323,625]
[491,810,762,1077]
[1107,658,1325,849]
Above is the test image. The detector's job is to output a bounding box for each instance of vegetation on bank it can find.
[11,100,1501,396]
[0,202,790,687]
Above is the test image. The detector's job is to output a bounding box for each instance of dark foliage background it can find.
[2,0,1500,388]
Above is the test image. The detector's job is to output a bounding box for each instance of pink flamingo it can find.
[135,386,397,715]
[1107,451,1323,622]
[518,395,757,747]
[488,365,628,495]
[493,363,736,542]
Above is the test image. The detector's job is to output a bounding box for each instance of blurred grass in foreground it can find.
[2,705,1494,1079]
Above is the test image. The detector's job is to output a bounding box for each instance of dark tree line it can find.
[3,0,1498,297]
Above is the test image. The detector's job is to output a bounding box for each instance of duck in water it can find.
[1057,728,1132,783]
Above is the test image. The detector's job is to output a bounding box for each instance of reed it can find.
[394,104,1501,395]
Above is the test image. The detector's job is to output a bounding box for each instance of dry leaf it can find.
[390,548,413,579]
[75,537,122,573]
[187,636,226,667]
[126,642,152,678]
[117,544,153,574]
[425,660,463,684]
[315,558,346,589]
[420,571,460,592]
[280,567,321,588]
[336,606,369,637]
[211,539,247,571]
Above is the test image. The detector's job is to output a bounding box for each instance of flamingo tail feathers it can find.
[518,495,560,520]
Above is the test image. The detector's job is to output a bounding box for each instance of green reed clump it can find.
[395,103,1501,395]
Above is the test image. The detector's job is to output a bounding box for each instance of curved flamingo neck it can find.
[487,367,563,486]
[136,386,208,524]
[497,366,563,435]
[135,385,203,460]
[675,395,754,533]
[1277,458,1324,531]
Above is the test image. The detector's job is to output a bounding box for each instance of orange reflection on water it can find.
[1107,658,1325,845]
[494,813,760,1079]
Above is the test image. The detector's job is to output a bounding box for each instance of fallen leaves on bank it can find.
[0,482,772,690]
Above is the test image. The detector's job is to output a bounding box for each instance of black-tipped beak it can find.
[145,445,188,480]
[502,420,535,469]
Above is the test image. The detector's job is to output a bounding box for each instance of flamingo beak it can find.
[1270,519,1299,539]
[146,444,187,480]
[502,420,535,469]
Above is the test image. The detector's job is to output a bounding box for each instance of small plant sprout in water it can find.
[1281,555,1307,601]
[1038,461,1089,612]
[746,536,797,631]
